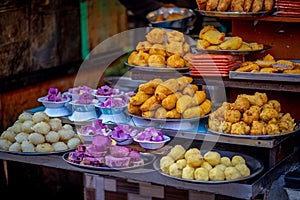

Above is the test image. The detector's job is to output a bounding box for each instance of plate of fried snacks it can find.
[127,76,212,121]
[126,28,194,71]
[195,0,275,17]
[193,25,269,55]
[229,54,300,82]
[0,112,81,154]
[207,92,299,139]
[63,137,156,171]
[154,145,264,184]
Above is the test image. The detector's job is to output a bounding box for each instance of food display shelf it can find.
[0,148,298,200]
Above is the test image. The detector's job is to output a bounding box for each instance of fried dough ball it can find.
[214,164,227,172]
[235,164,251,177]
[160,156,175,174]
[128,51,138,65]
[231,121,250,135]
[155,107,167,119]
[169,163,183,178]
[1,130,16,143]
[231,155,246,166]
[48,118,62,132]
[176,159,187,169]
[52,141,68,151]
[58,128,75,141]
[21,120,34,133]
[21,140,35,152]
[220,157,232,167]
[45,131,60,143]
[266,100,281,113]
[167,145,186,160]
[225,109,241,123]
[149,44,166,57]
[130,91,151,106]
[232,97,250,113]
[224,167,242,180]
[204,151,221,166]
[243,106,261,124]
[209,167,225,181]
[15,132,29,143]
[166,30,185,43]
[127,103,141,116]
[36,143,54,152]
[148,54,165,68]
[182,165,195,180]
[260,108,279,122]
[218,121,232,134]
[185,148,204,168]
[166,54,185,68]
[250,121,267,135]
[194,167,209,181]
[28,133,45,145]
[146,28,166,44]
[136,41,152,51]
[32,112,49,123]
[18,112,33,122]
[266,123,280,135]
[201,161,213,171]
[0,139,12,151]
[9,142,21,152]
[132,50,150,66]
[32,121,51,135]
[138,78,163,95]
[67,137,81,149]
[166,109,181,119]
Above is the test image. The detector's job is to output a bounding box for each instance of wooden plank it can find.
[189,190,215,200]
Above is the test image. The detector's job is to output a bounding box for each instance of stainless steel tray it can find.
[4,148,74,156]
[129,113,208,123]
[153,150,264,184]
[125,62,190,72]
[229,70,300,82]
[195,9,274,18]
[63,152,156,171]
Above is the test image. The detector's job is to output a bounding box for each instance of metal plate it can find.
[193,45,271,56]
[62,152,156,171]
[125,62,190,72]
[195,9,273,18]
[4,148,74,156]
[129,113,208,123]
[229,70,300,83]
[207,122,300,140]
[153,150,264,184]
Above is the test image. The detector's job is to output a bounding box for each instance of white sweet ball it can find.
[32,112,49,123]
[35,143,54,152]
[45,131,60,143]
[11,121,23,133]
[67,137,81,149]
[52,141,68,151]
[21,120,34,133]
[1,130,16,143]
[21,140,35,152]
[15,132,29,143]
[48,118,62,132]
[0,139,12,151]
[18,112,33,122]
[58,129,75,141]
[9,142,22,152]
[62,124,73,130]
[31,122,51,135]
[28,133,45,145]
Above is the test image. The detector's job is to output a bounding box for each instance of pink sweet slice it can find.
[105,155,131,168]
[109,145,131,158]
[86,146,107,157]
[92,135,111,152]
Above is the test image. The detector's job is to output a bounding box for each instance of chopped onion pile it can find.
[74,93,97,104]
[136,127,164,142]
[109,125,139,140]
[77,119,109,136]
[45,88,67,102]
[68,86,93,94]
[96,85,123,96]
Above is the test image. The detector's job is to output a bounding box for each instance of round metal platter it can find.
[125,62,190,73]
[129,113,208,123]
[207,122,300,140]
[192,45,271,56]
[153,150,264,184]
[4,148,74,156]
[62,152,156,171]
[195,9,273,18]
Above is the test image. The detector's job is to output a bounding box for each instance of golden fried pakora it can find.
[218,121,232,134]
[243,106,260,124]
[132,50,150,66]
[149,44,166,57]
[232,96,250,112]
[128,51,138,65]
[166,54,185,68]
[260,108,279,122]
[148,54,166,68]
[225,109,242,123]
[266,123,280,135]
[136,41,152,51]
[230,121,250,135]
[250,121,267,135]
[264,100,281,112]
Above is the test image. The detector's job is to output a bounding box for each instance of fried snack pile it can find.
[208,92,297,135]
[160,145,251,181]
[128,28,192,68]
[155,13,184,22]
[196,0,274,12]
[235,54,300,74]
[0,112,81,152]
[128,76,212,119]
[196,25,264,51]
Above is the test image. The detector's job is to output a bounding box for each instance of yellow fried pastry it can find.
[201,29,225,45]
[284,69,300,74]
[199,25,216,39]
[194,167,209,181]
[238,43,252,51]
[166,30,185,43]
[166,54,185,68]
[145,28,166,44]
[132,50,150,66]
[127,103,141,116]
[129,91,151,106]
[260,68,279,73]
[177,76,193,90]
[182,106,203,118]
[199,99,212,115]
[230,0,244,12]
[219,36,243,50]
[140,95,161,112]
[149,44,166,57]
[176,95,194,113]
[138,78,163,95]
[264,0,274,11]
[155,107,167,119]
[136,41,152,51]
[166,41,184,56]
[183,85,197,96]
[128,51,138,65]
[155,79,179,100]
[217,0,231,11]
[249,42,264,50]
[206,0,219,11]
[252,0,264,12]
[166,108,181,119]
[236,63,260,72]
[196,0,207,10]
[148,54,165,68]
[196,39,211,49]
[142,110,155,118]
[162,92,181,110]
[193,90,206,105]
[244,0,254,11]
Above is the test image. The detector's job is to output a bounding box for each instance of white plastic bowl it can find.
[110,136,133,145]
[93,90,124,103]
[38,96,70,108]
[96,104,127,115]
[133,135,170,150]
[78,130,111,143]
